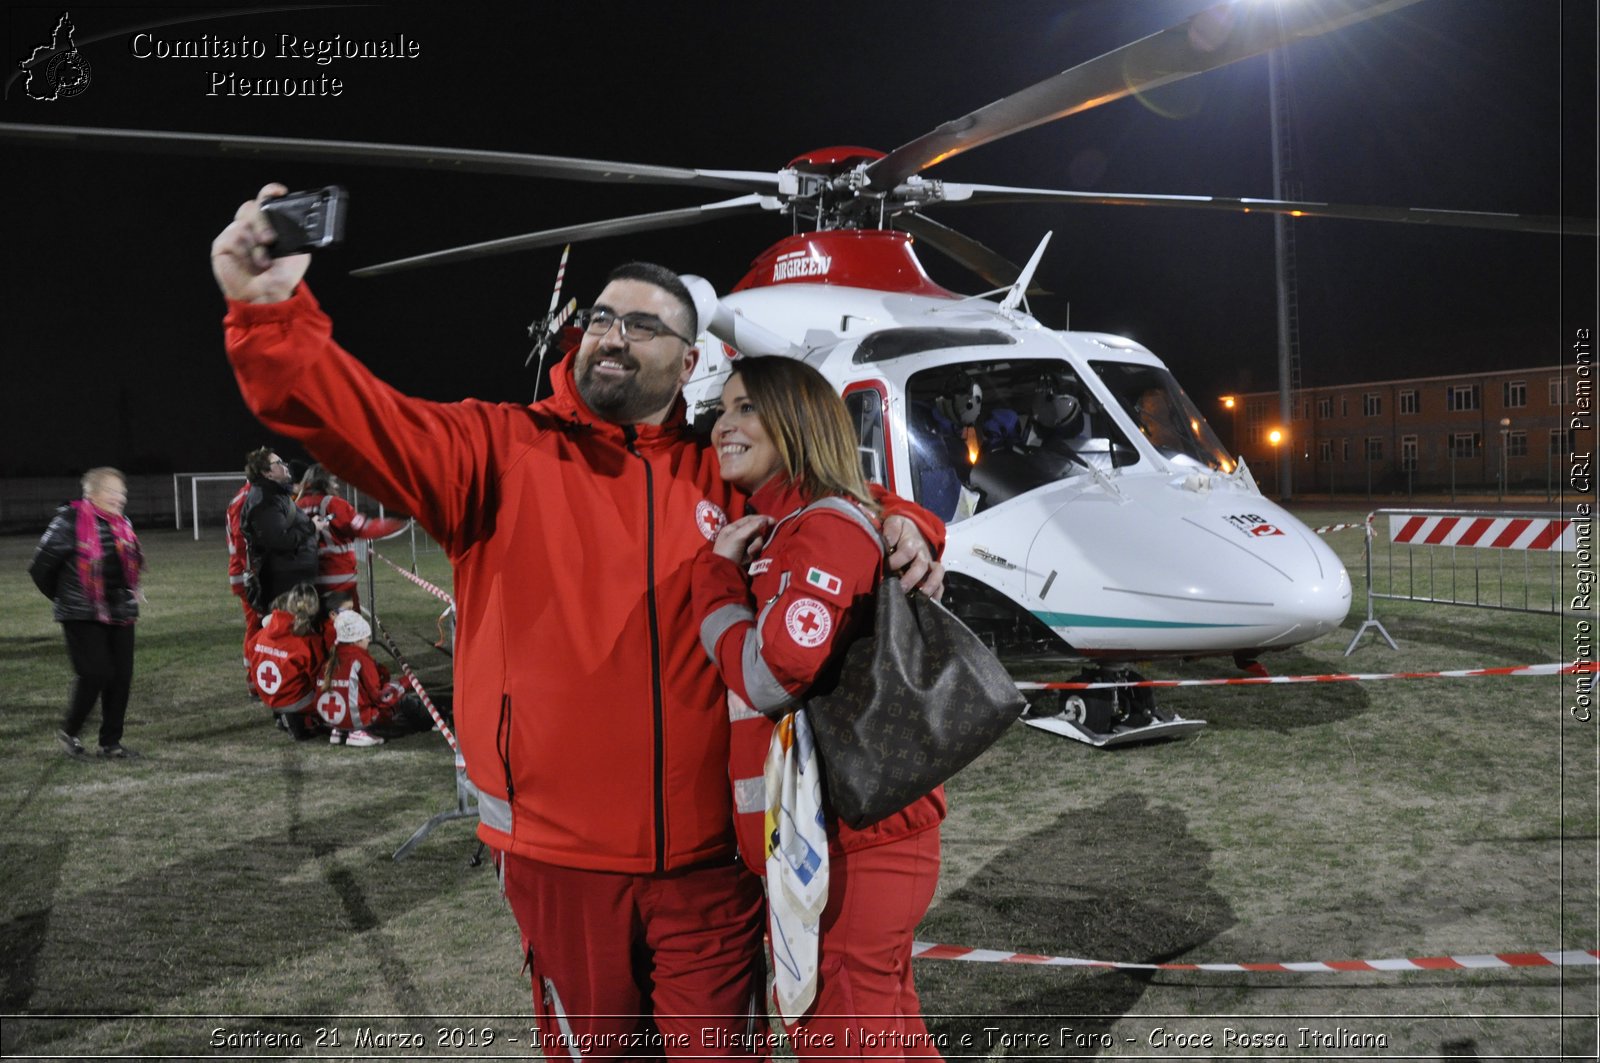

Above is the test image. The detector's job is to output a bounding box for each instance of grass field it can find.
[1,508,1595,1060]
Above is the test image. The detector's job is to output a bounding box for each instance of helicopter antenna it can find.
[526,245,577,380]
[999,232,1052,314]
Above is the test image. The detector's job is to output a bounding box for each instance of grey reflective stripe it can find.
[701,603,755,661]
[801,496,886,555]
[315,574,355,585]
[478,789,513,834]
[733,775,766,815]
[319,543,356,555]
[727,696,763,722]
[544,978,583,1060]
[740,626,796,713]
[276,690,315,714]
[228,573,247,585]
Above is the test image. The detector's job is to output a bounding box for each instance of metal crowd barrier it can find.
[1345,507,1580,654]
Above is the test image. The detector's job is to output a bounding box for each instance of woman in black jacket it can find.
[30,467,145,759]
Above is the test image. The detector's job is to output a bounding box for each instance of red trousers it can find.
[498,851,769,1061]
[786,826,942,1060]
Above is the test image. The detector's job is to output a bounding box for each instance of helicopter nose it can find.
[1017,482,1351,655]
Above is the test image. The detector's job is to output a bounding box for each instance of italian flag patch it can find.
[805,567,842,596]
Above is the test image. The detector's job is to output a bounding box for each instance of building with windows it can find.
[1226,365,1582,494]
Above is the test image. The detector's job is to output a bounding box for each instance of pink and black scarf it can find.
[71,498,142,624]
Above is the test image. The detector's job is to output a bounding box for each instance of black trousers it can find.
[60,620,136,747]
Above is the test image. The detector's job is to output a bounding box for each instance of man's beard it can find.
[576,354,680,425]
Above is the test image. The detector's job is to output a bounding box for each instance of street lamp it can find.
[1268,428,1284,496]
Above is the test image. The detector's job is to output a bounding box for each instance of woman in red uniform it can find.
[248,582,328,739]
[316,610,406,747]
[294,464,408,608]
[692,357,944,1058]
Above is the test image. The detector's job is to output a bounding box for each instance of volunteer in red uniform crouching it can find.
[248,582,328,740]
[316,610,406,747]
[295,464,409,608]
[692,357,945,1058]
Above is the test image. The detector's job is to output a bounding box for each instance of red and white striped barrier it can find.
[370,613,459,754]
[912,941,1599,973]
[1016,660,1594,691]
[1389,514,1575,551]
[372,550,455,607]
[1311,522,1365,535]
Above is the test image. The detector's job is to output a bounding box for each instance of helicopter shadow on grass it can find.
[0,756,476,1056]
[0,840,67,1058]
[915,793,1235,1055]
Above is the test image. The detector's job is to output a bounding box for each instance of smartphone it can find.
[261,185,346,257]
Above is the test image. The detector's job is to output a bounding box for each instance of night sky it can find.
[1,0,1594,476]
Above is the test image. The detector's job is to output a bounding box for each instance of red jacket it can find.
[296,492,409,594]
[248,610,327,714]
[225,286,941,873]
[226,483,249,599]
[692,477,946,874]
[315,642,402,730]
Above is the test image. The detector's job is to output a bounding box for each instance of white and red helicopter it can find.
[3,0,1588,746]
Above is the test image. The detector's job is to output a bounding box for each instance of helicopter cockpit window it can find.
[905,359,1139,519]
[1091,362,1235,473]
[853,328,1016,364]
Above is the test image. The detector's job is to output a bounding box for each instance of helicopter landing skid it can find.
[1023,712,1205,748]
[1020,667,1205,748]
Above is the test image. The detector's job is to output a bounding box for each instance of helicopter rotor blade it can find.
[0,122,780,193]
[893,213,1028,290]
[938,183,1597,237]
[352,194,776,278]
[865,0,1422,191]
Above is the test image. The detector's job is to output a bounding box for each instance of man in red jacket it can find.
[212,184,943,1054]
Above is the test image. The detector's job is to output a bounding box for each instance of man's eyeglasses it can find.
[576,307,694,345]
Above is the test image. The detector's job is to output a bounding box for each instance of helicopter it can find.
[2,0,1589,746]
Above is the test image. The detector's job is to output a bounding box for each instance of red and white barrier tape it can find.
[372,550,455,607]
[912,941,1599,973]
[1390,513,1575,551]
[370,613,459,754]
[1016,660,1594,691]
[1311,522,1365,535]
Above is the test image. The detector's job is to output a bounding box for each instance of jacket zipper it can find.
[624,426,668,871]
[497,693,515,803]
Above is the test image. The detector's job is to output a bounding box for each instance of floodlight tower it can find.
[1268,3,1304,502]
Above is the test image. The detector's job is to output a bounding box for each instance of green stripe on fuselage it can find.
[1033,611,1250,629]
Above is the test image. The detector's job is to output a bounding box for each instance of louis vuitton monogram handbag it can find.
[805,572,1028,829]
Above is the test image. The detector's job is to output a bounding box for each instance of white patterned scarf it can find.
[763,709,829,1023]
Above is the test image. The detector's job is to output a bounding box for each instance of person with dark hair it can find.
[694,357,944,1048]
[238,446,325,613]
[30,466,145,759]
[213,183,943,1050]
[294,463,408,608]
[248,581,329,740]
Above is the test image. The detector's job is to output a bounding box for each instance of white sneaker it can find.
[344,729,384,747]
[329,728,345,746]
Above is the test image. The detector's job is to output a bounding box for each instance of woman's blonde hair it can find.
[269,582,322,637]
[729,357,876,511]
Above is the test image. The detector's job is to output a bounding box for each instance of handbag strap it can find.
[789,496,887,573]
